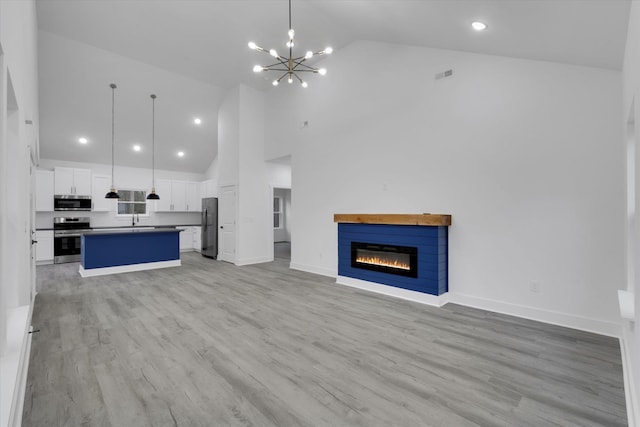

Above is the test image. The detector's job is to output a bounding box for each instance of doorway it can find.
[273,187,291,261]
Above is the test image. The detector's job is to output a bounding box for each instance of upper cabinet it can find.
[154,179,200,212]
[185,182,200,212]
[92,174,115,212]
[35,170,54,212]
[200,179,217,198]
[54,167,91,196]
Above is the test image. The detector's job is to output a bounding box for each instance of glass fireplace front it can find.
[351,242,418,278]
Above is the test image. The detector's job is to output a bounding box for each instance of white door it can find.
[30,155,37,300]
[219,185,236,263]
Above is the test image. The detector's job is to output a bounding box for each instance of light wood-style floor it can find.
[23,253,627,426]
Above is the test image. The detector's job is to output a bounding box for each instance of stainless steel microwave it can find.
[53,195,92,211]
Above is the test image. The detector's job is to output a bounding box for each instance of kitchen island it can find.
[79,228,181,277]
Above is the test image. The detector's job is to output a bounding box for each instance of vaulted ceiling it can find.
[36,0,631,173]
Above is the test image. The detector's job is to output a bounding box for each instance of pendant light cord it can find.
[110,83,116,188]
[151,94,156,188]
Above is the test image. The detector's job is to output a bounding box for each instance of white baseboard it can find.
[1,301,33,427]
[337,275,449,307]
[235,256,273,266]
[620,331,639,427]
[449,292,622,338]
[290,262,336,278]
[79,259,181,277]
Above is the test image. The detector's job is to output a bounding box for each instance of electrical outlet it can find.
[530,281,540,293]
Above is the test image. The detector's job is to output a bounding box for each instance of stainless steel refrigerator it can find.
[201,197,218,259]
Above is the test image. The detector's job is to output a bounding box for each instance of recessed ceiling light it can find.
[78,137,88,144]
[193,118,202,125]
[177,151,185,157]
[133,144,141,152]
[472,21,487,31]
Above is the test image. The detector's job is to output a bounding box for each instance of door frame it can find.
[218,184,237,263]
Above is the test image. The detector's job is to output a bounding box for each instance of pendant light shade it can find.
[147,94,160,200]
[105,83,120,199]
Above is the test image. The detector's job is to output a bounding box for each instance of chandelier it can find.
[248,0,332,88]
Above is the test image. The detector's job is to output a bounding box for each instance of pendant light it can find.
[105,83,120,199]
[146,94,160,200]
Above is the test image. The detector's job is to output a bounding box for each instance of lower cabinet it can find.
[178,226,203,252]
[193,226,202,252]
[36,231,54,264]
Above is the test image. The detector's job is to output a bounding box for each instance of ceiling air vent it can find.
[435,69,453,80]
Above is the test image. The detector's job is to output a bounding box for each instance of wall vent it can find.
[435,69,453,80]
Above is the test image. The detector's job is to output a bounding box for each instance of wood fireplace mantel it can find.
[333,213,452,227]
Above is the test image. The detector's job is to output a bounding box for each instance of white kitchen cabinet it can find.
[178,227,193,252]
[171,181,187,211]
[193,226,202,252]
[200,179,217,198]
[54,167,91,196]
[92,174,115,212]
[186,182,200,212]
[35,170,54,211]
[154,179,172,212]
[35,231,54,264]
[154,180,201,212]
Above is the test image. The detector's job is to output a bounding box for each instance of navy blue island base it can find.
[80,229,181,277]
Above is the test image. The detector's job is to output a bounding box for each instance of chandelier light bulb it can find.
[272,80,279,86]
[270,49,278,57]
[253,65,263,73]
[288,29,295,39]
[324,47,333,54]
[286,40,294,48]
[305,51,313,59]
[288,76,293,84]
[248,41,257,50]
[301,81,308,88]
[318,68,327,76]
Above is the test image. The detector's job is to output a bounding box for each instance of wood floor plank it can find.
[23,253,627,426]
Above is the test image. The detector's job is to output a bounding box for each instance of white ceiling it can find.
[36,0,631,173]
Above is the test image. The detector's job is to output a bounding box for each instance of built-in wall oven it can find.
[54,217,91,263]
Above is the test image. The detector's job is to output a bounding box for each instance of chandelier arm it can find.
[265,68,294,72]
[263,60,289,68]
[293,61,319,71]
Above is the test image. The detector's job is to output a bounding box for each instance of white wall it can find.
[0,1,39,425]
[216,85,272,265]
[622,2,640,424]
[237,85,271,265]
[36,158,203,228]
[265,40,625,337]
[217,89,239,187]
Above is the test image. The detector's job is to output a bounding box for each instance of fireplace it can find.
[334,215,451,297]
[351,242,418,278]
